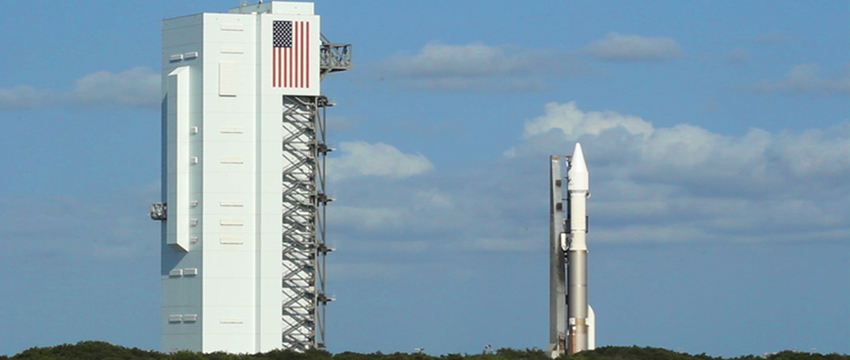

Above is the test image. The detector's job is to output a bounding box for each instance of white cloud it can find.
[330,205,408,231]
[509,101,850,244]
[463,237,538,252]
[749,32,788,45]
[0,184,160,260]
[327,141,434,181]
[384,42,546,77]
[326,114,360,133]
[753,64,850,94]
[330,103,849,263]
[380,41,585,91]
[582,33,684,61]
[396,77,546,92]
[69,67,160,106]
[412,189,454,209]
[0,85,58,109]
[327,262,410,280]
[521,101,654,140]
[0,67,159,109]
[726,48,750,64]
[516,102,850,180]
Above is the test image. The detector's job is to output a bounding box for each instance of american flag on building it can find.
[273,20,310,88]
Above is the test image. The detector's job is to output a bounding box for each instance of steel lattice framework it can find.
[280,96,333,350]
[280,37,348,350]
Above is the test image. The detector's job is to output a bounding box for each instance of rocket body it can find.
[566,143,589,354]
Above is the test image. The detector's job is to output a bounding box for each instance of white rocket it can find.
[547,143,595,358]
[566,143,593,354]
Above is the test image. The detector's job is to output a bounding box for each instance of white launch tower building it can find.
[150,1,350,353]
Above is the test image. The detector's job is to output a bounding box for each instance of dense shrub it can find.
[12,341,164,360]
[5,342,848,360]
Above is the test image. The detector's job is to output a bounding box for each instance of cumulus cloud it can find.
[521,101,654,140]
[385,42,538,77]
[326,114,360,133]
[753,64,850,94]
[69,67,160,106]
[509,102,850,243]
[379,41,585,91]
[327,262,413,280]
[582,33,684,61]
[516,102,850,178]
[331,205,409,231]
[330,102,849,263]
[327,141,435,181]
[0,184,160,260]
[463,237,538,252]
[412,189,454,209]
[0,67,159,109]
[749,32,788,45]
[0,85,58,109]
[726,48,750,64]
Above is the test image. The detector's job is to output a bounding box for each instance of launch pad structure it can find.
[547,144,596,358]
[151,1,350,353]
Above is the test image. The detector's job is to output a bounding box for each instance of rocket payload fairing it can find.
[547,143,595,358]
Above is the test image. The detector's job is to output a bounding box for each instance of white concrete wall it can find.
[199,13,259,353]
[162,14,204,353]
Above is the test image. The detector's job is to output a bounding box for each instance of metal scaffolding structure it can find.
[320,35,352,79]
[279,36,349,350]
[280,95,333,350]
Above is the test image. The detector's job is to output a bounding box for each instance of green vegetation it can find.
[3,342,848,360]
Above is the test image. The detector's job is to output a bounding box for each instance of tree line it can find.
[3,341,848,360]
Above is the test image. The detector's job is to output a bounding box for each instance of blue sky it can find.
[1,0,848,357]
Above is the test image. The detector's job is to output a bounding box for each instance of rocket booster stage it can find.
[547,143,594,358]
[566,143,590,354]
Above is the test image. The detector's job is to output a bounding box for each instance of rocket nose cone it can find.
[570,143,587,172]
[568,142,589,191]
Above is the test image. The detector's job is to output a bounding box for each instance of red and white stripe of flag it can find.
[273,21,310,88]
